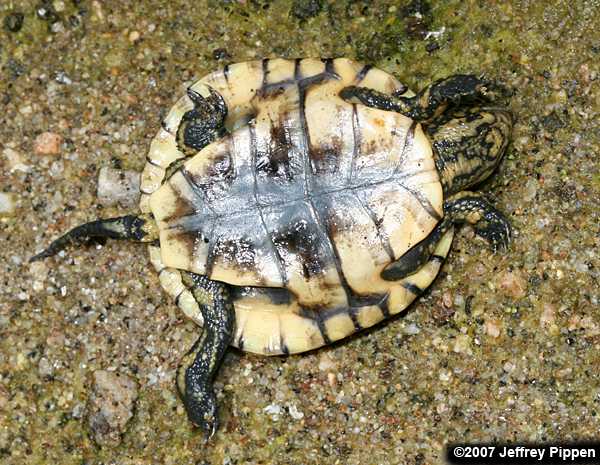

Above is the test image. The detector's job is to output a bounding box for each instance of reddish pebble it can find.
[34,132,63,155]
[498,270,527,300]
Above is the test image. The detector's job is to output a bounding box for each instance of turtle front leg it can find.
[176,272,234,438]
[340,75,507,123]
[382,192,510,280]
[175,87,228,157]
[163,87,229,180]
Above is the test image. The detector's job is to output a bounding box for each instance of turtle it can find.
[31,58,512,437]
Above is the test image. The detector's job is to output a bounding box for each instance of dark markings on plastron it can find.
[249,122,288,284]
[280,335,290,355]
[402,282,424,296]
[174,288,184,306]
[237,333,244,351]
[271,219,327,279]
[203,151,233,180]
[299,307,331,345]
[180,168,218,216]
[145,155,162,168]
[379,294,391,318]
[349,103,360,183]
[211,236,257,272]
[432,254,445,263]
[393,121,416,173]
[352,192,395,260]
[399,183,443,222]
[172,231,198,264]
[256,120,293,180]
[261,58,270,89]
[162,193,197,224]
[160,119,173,135]
[223,64,230,83]
[355,64,372,83]
[310,199,385,308]
[348,307,363,331]
[294,58,302,80]
[309,136,343,174]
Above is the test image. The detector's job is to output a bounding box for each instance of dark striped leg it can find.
[340,75,508,123]
[382,191,510,281]
[444,191,511,252]
[30,214,158,262]
[382,219,451,281]
[175,87,228,157]
[176,272,234,438]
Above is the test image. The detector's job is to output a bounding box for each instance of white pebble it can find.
[3,147,30,173]
[97,167,141,207]
[264,403,282,420]
[403,323,421,335]
[287,403,304,420]
[0,192,16,216]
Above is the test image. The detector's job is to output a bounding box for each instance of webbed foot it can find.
[176,87,228,156]
[444,192,511,252]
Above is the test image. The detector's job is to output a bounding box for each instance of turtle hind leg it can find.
[340,75,508,123]
[177,272,234,438]
[381,219,452,281]
[444,192,511,252]
[382,191,510,281]
[30,213,158,262]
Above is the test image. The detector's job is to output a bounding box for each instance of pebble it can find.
[497,270,527,300]
[539,302,556,327]
[485,319,501,338]
[97,167,141,207]
[88,370,139,447]
[263,403,282,420]
[128,30,141,42]
[0,192,16,216]
[3,147,30,172]
[34,132,63,156]
[38,357,54,378]
[403,323,421,335]
[452,334,472,355]
[287,403,304,420]
[318,352,336,371]
[3,12,24,33]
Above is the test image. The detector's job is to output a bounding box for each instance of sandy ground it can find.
[1,1,599,464]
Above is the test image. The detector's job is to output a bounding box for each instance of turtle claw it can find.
[478,78,513,102]
[183,386,219,439]
[474,208,512,252]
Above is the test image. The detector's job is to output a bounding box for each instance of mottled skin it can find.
[31,69,512,437]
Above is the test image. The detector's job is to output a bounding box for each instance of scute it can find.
[144,58,445,354]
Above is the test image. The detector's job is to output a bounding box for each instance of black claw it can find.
[184,387,219,437]
[186,87,206,105]
[475,210,512,252]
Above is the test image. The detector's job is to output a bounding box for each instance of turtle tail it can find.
[30,214,159,262]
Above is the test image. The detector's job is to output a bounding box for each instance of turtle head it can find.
[427,107,512,195]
